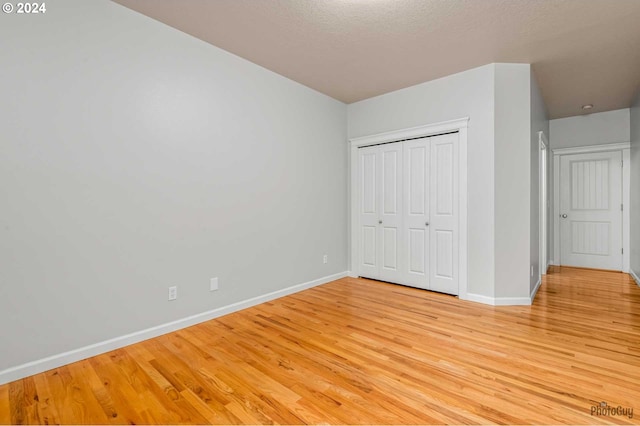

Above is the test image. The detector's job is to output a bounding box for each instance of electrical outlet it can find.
[323,254,328,264]
[210,277,219,291]
[168,286,177,301]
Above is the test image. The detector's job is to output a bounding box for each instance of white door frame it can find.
[552,142,631,272]
[349,117,469,300]
[538,131,548,278]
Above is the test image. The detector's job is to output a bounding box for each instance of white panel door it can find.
[358,145,379,279]
[402,138,430,289]
[357,133,459,294]
[379,143,404,283]
[560,151,622,270]
[429,133,459,295]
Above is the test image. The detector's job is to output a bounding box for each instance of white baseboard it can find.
[347,271,358,278]
[0,271,348,386]
[493,296,532,306]
[530,277,542,302]
[631,269,640,287]
[464,293,495,305]
[466,293,532,306]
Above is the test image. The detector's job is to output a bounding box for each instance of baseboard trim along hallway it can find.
[530,277,542,302]
[0,271,348,386]
[465,293,533,306]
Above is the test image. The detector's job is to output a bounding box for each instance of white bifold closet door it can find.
[358,142,404,284]
[357,133,459,295]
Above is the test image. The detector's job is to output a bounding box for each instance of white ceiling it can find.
[113,0,640,119]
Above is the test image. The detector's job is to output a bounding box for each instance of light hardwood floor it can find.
[1,267,639,424]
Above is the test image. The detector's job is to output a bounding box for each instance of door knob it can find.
[425,222,429,226]
[561,214,568,218]
[378,220,382,224]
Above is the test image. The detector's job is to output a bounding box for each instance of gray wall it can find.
[348,64,496,298]
[493,64,533,299]
[631,93,640,281]
[550,109,630,149]
[0,0,347,373]
[530,70,550,292]
[348,63,546,301]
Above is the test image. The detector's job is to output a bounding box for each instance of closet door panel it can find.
[379,144,403,283]
[402,139,429,288]
[358,146,379,279]
[362,226,377,268]
[434,230,454,279]
[430,133,459,295]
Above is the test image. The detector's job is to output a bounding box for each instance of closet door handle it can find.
[378,220,382,224]
[425,222,429,227]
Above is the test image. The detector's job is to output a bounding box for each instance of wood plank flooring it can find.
[1,266,639,424]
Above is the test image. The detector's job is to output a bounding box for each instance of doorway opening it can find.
[539,132,548,277]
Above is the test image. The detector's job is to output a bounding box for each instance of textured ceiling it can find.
[113,0,640,119]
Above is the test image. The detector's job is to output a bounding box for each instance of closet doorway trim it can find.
[348,117,469,301]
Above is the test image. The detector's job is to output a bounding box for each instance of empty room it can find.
[1,0,639,424]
